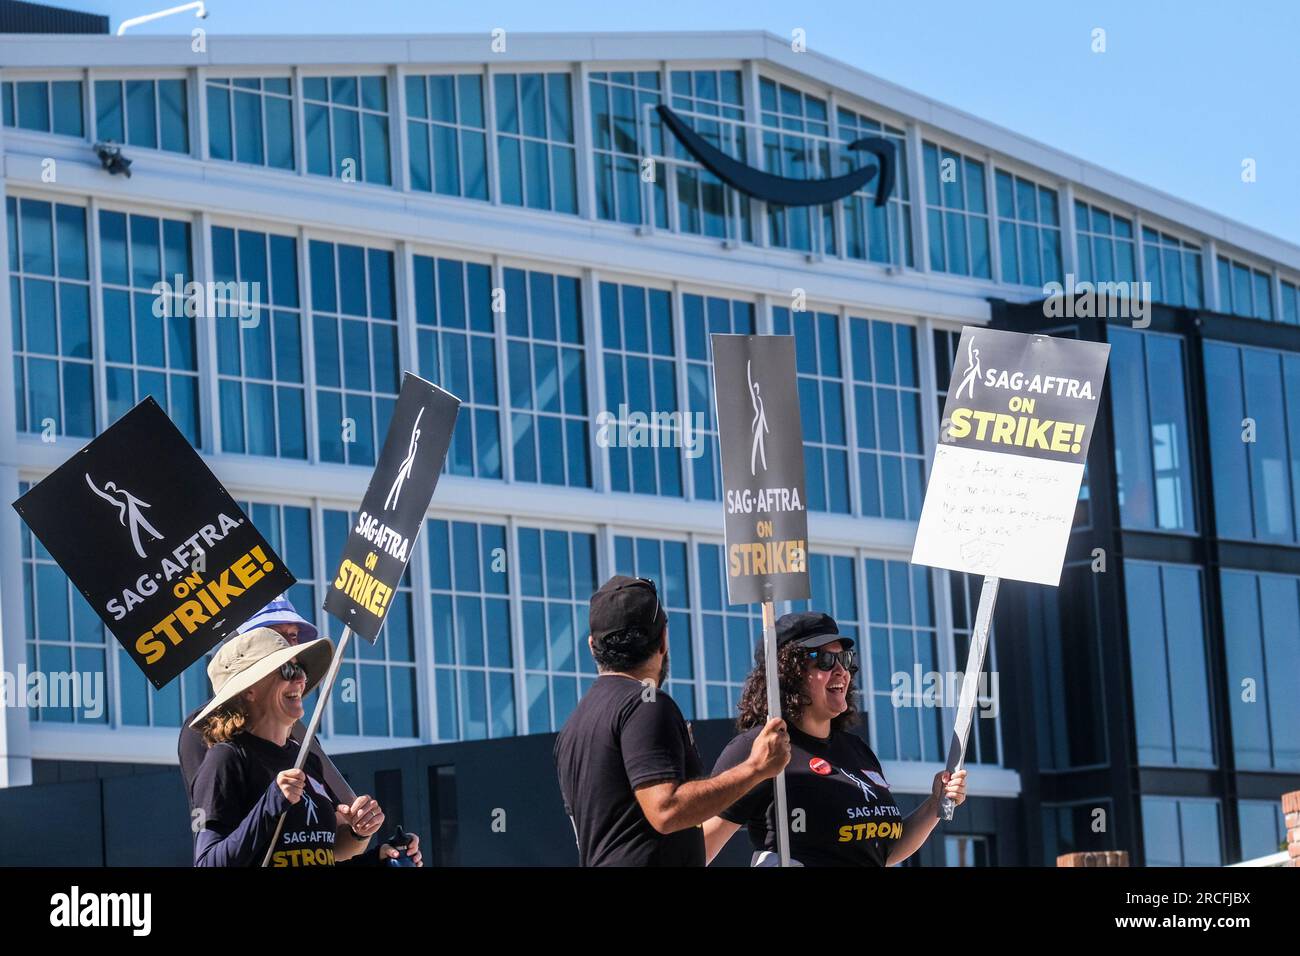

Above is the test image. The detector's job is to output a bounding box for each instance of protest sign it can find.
[12,398,294,688]
[261,373,459,866]
[322,373,460,641]
[711,333,810,605]
[912,326,1110,819]
[912,326,1111,587]
[712,332,811,866]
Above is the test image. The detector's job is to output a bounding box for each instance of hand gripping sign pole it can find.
[262,373,460,866]
[912,327,1110,821]
[261,625,355,863]
[712,335,811,868]
[760,586,793,864]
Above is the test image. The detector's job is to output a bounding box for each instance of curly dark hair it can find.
[736,639,859,732]
[590,622,666,672]
[199,701,249,746]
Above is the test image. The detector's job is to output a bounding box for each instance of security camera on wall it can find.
[93,142,132,178]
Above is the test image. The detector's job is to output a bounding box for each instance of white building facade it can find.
[3,29,1299,865]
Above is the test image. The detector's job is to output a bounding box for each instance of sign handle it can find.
[261,625,354,867]
[761,598,791,867]
[939,575,999,821]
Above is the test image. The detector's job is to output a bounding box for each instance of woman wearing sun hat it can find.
[703,611,967,867]
[177,594,345,805]
[189,627,421,867]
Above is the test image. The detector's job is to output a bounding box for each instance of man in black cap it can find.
[554,574,790,866]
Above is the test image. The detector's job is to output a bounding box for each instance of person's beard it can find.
[657,651,669,688]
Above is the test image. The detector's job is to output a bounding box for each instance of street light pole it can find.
[116,2,208,36]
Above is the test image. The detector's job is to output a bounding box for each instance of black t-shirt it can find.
[178,706,208,805]
[192,731,341,867]
[553,675,705,867]
[180,707,355,809]
[712,724,902,867]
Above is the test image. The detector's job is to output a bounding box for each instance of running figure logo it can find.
[838,768,876,802]
[85,474,163,559]
[954,337,981,401]
[384,405,424,511]
[302,789,319,826]
[747,359,769,477]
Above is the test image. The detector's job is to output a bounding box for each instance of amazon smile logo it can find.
[656,105,895,208]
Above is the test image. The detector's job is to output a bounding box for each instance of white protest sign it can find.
[912,327,1110,587]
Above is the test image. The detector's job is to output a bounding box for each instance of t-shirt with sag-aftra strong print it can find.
[192,731,342,867]
[712,723,902,867]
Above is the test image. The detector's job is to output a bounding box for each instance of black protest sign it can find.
[711,334,810,604]
[937,327,1110,464]
[324,373,460,642]
[912,326,1110,586]
[12,398,295,688]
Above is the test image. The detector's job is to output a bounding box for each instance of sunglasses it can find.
[636,577,663,625]
[807,648,856,673]
[278,660,306,682]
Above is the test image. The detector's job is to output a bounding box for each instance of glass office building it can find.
[0,27,1296,866]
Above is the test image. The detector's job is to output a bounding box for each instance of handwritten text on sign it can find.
[912,327,1109,587]
[924,444,1077,583]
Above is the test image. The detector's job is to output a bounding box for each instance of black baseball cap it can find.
[589,575,667,642]
[776,611,853,651]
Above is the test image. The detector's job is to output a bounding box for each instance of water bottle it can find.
[385,824,416,868]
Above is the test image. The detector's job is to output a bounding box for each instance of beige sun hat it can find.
[189,627,334,728]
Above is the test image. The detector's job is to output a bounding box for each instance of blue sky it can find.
[73,0,1300,245]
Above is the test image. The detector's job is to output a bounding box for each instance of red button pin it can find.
[809,757,832,775]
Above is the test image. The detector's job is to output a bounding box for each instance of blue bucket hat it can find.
[236,593,318,643]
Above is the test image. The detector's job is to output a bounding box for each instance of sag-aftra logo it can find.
[49,886,151,936]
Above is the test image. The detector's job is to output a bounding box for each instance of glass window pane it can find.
[1257,575,1300,769]
[16,81,50,132]
[1141,798,1182,866]
[265,97,294,169]
[1161,566,1213,767]
[95,80,123,142]
[305,102,330,175]
[207,85,232,160]
[1220,571,1270,769]
[362,112,391,185]
[51,81,83,136]
[1203,343,1253,539]
[126,79,156,148]
[234,90,263,165]
[1241,348,1292,539]
[494,75,518,134]
[158,79,188,152]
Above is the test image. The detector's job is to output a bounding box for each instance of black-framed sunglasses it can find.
[636,577,663,624]
[278,660,306,681]
[807,648,857,673]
